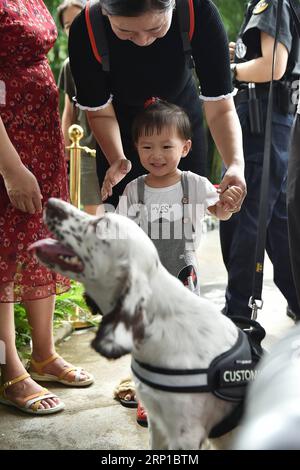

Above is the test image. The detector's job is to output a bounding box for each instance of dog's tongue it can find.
[29,238,76,257]
[29,238,83,273]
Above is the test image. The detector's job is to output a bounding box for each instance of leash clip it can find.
[248,297,263,321]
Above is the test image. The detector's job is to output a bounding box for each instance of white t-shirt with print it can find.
[117,171,219,249]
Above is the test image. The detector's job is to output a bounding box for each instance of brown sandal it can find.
[0,372,64,415]
[114,377,137,408]
[29,353,94,387]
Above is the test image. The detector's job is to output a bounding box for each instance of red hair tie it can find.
[144,97,160,109]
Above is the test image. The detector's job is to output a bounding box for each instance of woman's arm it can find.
[87,104,132,200]
[62,94,76,142]
[0,117,42,213]
[204,98,246,204]
[61,94,76,159]
[86,103,126,165]
[233,32,289,83]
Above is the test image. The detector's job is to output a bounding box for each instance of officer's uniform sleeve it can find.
[68,8,112,110]
[243,0,293,53]
[192,0,234,100]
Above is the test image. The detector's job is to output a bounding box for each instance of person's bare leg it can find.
[0,299,60,410]
[25,295,90,382]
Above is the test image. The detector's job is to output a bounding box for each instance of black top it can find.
[235,0,300,79]
[68,0,233,109]
[68,0,234,205]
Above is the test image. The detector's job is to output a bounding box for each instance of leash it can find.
[249,0,284,320]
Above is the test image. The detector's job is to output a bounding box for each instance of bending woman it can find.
[68,0,246,207]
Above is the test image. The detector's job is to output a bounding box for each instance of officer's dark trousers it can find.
[220,100,300,318]
[287,114,300,304]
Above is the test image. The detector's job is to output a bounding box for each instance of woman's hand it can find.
[218,164,247,213]
[229,42,236,63]
[3,164,43,214]
[101,158,132,201]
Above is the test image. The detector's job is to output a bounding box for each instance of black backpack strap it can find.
[85,0,195,72]
[176,0,195,68]
[85,0,110,72]
[289,0,300,38]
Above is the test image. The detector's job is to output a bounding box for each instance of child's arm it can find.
[208,186,244,220]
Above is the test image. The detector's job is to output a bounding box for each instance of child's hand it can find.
[218,185,244,212]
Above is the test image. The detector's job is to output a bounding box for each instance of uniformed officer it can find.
[220,0,300,321]
[288,81,300,305]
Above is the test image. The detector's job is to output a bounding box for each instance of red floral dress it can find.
[0,0,70,302]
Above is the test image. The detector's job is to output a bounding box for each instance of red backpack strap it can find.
[188,0,195,41]
[85,0,110,71]
[176,0,195,68]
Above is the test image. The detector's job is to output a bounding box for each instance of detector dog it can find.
[31,198,259,450]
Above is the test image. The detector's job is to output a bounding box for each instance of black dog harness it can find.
[131,327,264,437]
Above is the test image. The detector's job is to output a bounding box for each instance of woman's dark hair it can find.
[132,98,192,142]
[57,0,85,28]
[99,0,175,16]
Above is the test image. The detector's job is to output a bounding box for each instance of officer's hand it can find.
[101,158,132,201]
[219,165,247,213]
[229,42,236,63]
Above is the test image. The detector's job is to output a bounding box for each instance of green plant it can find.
[14,304,32,351]
[14,281,95,352]
[54,280,99,327]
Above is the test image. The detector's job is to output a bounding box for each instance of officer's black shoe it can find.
[286,306,300,323]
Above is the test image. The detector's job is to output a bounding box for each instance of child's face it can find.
[136,126,191,178]
[62,5,82,37]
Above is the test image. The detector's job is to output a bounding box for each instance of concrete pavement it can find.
[0,225,295,449]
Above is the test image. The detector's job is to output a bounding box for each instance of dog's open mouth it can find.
[29,239,84,273]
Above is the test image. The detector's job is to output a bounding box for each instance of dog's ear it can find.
[119,264,151,323]
[83,292,103,316]
[91,265,152,358]
[114,266,151,346]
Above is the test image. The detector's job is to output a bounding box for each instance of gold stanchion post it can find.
[68,124,96,207]
[67,124,96,329]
